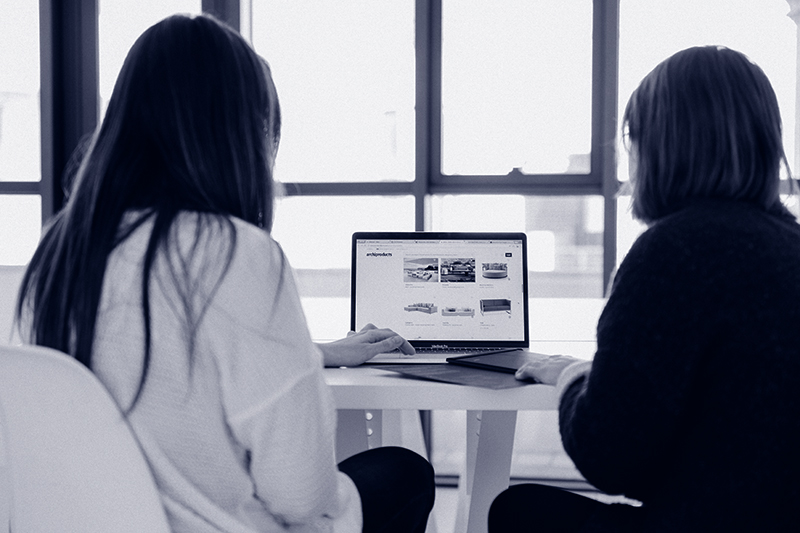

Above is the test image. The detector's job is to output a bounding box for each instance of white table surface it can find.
[325,365,559,411]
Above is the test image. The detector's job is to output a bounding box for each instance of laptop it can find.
[351,231,530,363]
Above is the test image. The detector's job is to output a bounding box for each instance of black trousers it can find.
[338,446,436,533]
[488,483,641,533]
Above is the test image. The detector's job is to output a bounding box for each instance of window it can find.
[0,195,41,265]
[253,0,618,305]
[0,1,41,265]
[15,0,800,492]
[441,0,593,176]
[251,1,416,183]
[430,195,605,297]
[615,0,798,255]
[271,195,415,340]
[619,0,796,170]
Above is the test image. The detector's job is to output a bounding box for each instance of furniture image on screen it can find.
[481,263,508,279]
[404,303,438,314]
[480,299,511,315]
[408,270,433,280]
[442,307,475,317]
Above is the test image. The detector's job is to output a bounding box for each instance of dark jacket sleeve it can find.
[558,219,723,500]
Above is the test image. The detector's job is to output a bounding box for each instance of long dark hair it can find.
[16,14,281,409]
[623,46,791,223]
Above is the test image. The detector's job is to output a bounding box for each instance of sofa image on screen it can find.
[480,299,511,315]
[442,307,475,317]
[481,262,508,279]
[408,270,433,281]
[404,303,438,314]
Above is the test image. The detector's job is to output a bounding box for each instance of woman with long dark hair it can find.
[490,46,800,531]
[17,14,432,532]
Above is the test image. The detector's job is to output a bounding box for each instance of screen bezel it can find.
[350,231,530,349]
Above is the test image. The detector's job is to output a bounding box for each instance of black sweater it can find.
[560,199,800,532]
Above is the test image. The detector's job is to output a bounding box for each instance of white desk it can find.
[308,297,602,533]
[325,365,561,533]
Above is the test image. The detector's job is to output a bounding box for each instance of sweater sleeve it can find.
[203,224,360,529]
[558,220,719,500]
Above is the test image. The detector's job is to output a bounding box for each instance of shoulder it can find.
[626,200,799,266]
[169,212,286,272]
[169,212,315,353]
[643,199,799,242]
[171,211,276,250]
[154,213,295,323]
[195,213,290,294]
[225,216,290,287]
[611,199,800,305]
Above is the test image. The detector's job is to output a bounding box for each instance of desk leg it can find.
[336,409,370,463]
[336,409,431,462]
[455,410,517,533]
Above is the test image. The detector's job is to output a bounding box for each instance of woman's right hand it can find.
[515,354,581,385]
[317,323,415,367]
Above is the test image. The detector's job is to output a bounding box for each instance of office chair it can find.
[0,344,171,533]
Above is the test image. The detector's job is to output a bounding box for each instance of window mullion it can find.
[201,0,240,31]
[415,0,441,231]
[39,0,99,222]
[595,0,620,294]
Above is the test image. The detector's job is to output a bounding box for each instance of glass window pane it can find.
[0,2,40,182]
[441,0,593,176]
[252,1,415,183]
[271,196,414,339]
[782,193,800,219]
[99,0,202,117]
[0,195,41,265]
[619,0,796,173]
[430,195,604,297]
[272,196,415,271]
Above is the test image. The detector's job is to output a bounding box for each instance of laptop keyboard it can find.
[413,347,508,356]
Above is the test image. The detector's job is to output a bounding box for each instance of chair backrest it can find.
[0,344,171,533]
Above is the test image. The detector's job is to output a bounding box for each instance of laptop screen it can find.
[351,232,529,349]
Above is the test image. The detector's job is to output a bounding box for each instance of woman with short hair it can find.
[490,46,800,532]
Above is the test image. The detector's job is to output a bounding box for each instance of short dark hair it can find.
[623,46,790,223]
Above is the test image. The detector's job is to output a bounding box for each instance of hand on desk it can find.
[317,323,415,367]
[515,353,581,386]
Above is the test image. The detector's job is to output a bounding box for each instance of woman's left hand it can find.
[515,353,581,385]
[317,323,415,367]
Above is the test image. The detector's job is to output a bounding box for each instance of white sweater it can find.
[91,212,360,532]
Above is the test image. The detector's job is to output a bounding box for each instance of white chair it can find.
[0,344,171,533]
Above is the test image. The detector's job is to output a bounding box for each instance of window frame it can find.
[277,0,621,293]
[0,0,99,224]
[3,0,621,291]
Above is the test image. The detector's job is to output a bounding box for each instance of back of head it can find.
[94,13,281,228]
[623,45,789,223]
[17,13,281,384]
